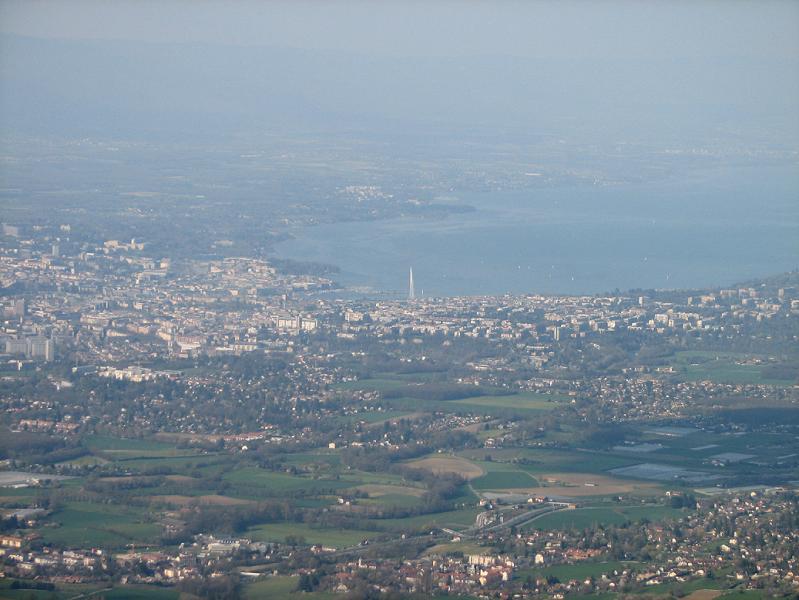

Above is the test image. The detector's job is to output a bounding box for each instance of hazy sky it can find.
[2,0,798,60]
[1,1,798,141]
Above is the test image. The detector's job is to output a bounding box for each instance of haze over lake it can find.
[277,164,799,297]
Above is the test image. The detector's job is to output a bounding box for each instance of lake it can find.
[276,164,799,297]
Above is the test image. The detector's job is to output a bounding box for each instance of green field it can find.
[247,521,381,548]
[453,392,567,411]
[459,448,640,475]
[75,435,223,472]
[717,591,767,600]
[472,469,540,490]
[110,454,227,471]
[424,540,487,556]
[244,576,298,599]
[641,576,729,596]
[525,505,686,531]
[26,435,496,550]
[337,409,413,424]
[99,587,181,600]
[0,487,37,506]
[671,351,796,385]
[85,435,174,452]
[517,560,631,583]
[334,377,408,393]
[281,451,342,466]
[359,493,425,509]
[335,377,550,416]
[469,459,541,490]
[38,502,161,548]
[223,467,352,494]
[0,581,181,600]
[0,579,180,600]
[243,576,338,600]
[375,506,482,532]
[84,435,198,459]
[337,470,409,486]
[57,455,110,467]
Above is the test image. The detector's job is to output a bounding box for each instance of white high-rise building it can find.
[28,338,55,362]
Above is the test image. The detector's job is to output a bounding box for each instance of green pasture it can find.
[717,591,767,600]
[379,395,554,417]
[272,454,342,480]
[460,448,640,475]
[671,351,796,385]
[337,470,409,486]
[37,501,161,548]
[525,505,686,531]
[335,376,542,417]
[359,493,425,509]
[224,467,353,494]
[243,576,339,600]
[84,435,173,452]
[247,521,380,548]
[472,470,540,490]
[100,587,181,600]
[517,560,631,583]
[0,583,182,600]
[117,454,229,473]
[424,540,487,556]
[334,378,407,393]
[83,435,190,460]
[453,392,567,411]
[84,436,225,467]
[244,576,297,599]
[58,454,110,467]
[0,487,37,503]
[340,409,414,424]
[0,580,102,600]
[374,506,482,532]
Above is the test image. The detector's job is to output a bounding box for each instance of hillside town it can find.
[1,491,797,597]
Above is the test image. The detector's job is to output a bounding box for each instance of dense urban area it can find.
[4,0,799,596]
[0,216,797,600]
